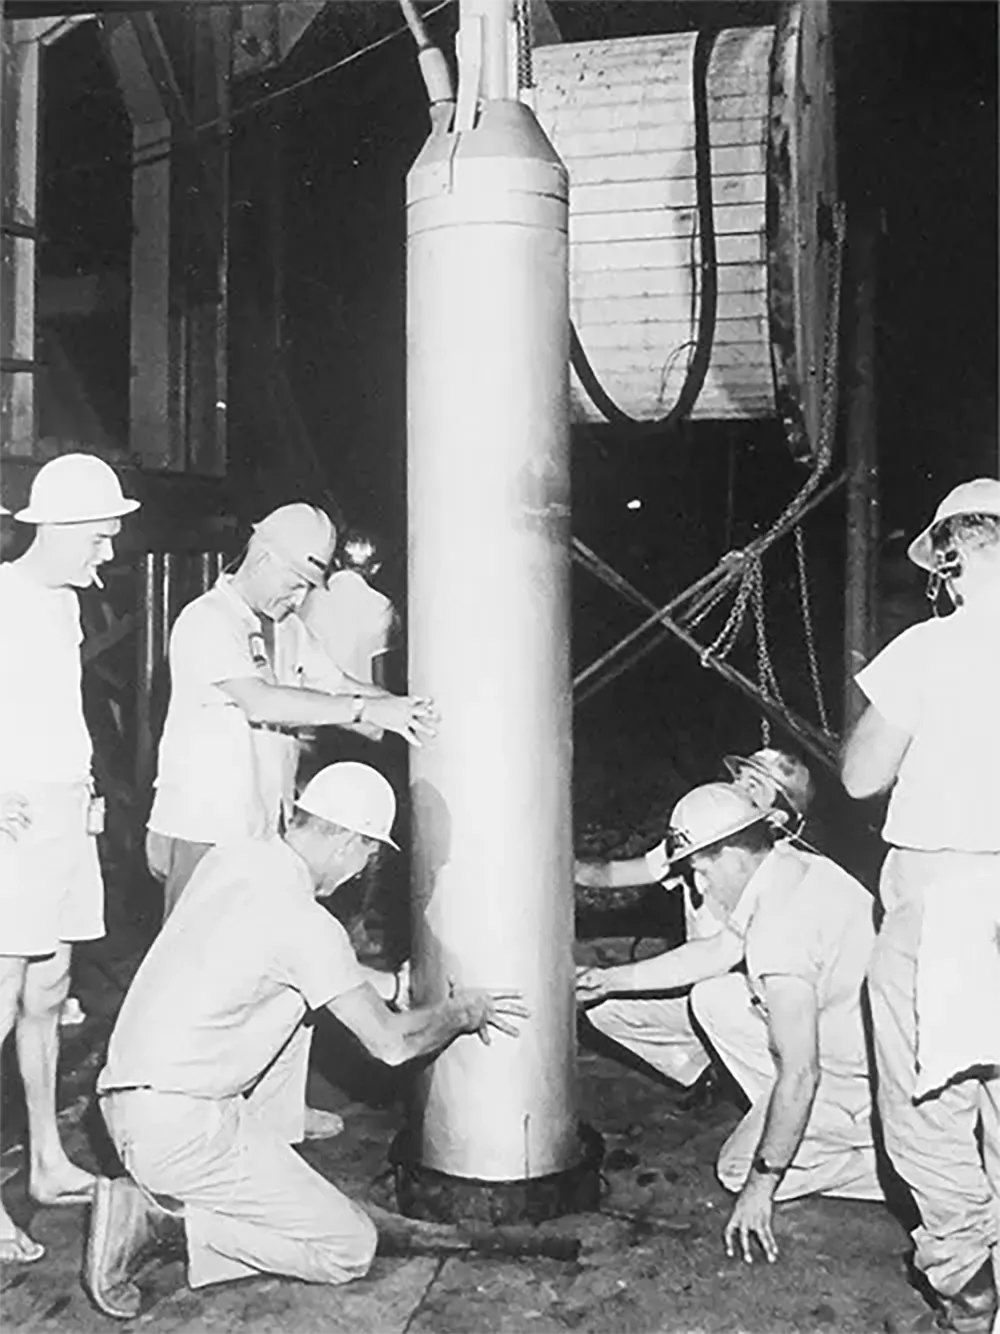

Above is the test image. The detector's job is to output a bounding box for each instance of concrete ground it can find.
[1,689,931,1332]
[1,932,931,1334]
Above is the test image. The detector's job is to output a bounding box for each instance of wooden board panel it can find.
[534,26,775,425]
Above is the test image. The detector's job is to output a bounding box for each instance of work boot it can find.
[83,1176,184,1320]
[933,1259,998,1334]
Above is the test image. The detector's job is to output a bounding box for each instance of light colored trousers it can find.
[691,973,882,1201]
[587,992,711,1087]
[586,895,721,1088]
[869,847,1000,1297]
[100,1025,377,1289]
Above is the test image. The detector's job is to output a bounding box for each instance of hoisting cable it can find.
[567,26,720,436]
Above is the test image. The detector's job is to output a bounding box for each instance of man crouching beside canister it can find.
[83,763,526,1318]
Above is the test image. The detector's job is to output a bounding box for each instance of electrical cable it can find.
[567,26,719,438]
[49,0,455,182]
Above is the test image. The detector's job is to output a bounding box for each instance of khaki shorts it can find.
[0,783,105,957]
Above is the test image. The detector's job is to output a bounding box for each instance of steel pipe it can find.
[406,90,576,1186]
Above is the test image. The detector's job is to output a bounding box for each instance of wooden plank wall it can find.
[533,27,776,424]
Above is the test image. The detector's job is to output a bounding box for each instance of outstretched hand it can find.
[575,965,613,1006]
[455,989,530,1045]
[369,695,438,747]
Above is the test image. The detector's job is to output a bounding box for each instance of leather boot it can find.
[83,1176,185,1319]
[934,1258,998,1334]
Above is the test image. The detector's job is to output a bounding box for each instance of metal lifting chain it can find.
[515,0,533,90]
[686,202,847,733]
[794,522,832,735]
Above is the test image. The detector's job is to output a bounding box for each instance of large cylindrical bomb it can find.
[406,99,577,1187]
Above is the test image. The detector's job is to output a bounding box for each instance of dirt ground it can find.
[1,685,931,1333]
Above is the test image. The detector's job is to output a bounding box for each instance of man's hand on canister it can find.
[723,1173,780,1265]
[574,965,615,1006]
[364,695,438,746]
[453,989,530,1045]
[0,793,31,841]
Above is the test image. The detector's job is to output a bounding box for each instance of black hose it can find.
[569,27,720,437]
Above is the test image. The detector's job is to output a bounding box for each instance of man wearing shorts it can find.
[0,454,139,1263]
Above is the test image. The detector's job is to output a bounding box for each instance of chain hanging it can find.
[794,523,832,735]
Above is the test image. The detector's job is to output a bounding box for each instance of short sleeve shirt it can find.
[149,576,319,843]
[741,844,875,1084]
[854,597,1000,851]
[98,838,365,1099]
[300,572,393,685]
[0,562,92,785]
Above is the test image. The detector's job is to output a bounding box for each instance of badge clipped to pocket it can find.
[86,796,106,836]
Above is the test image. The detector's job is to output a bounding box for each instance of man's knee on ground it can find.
[716,1145,750,1195]
[314,1205,378,1282]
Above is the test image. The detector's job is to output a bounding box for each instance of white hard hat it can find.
[665,782,771,864]
[296,761,399,849]
[252,503,336,586]
[723,748,814,818]
[907,478,1000,571]
[15,453,140,525]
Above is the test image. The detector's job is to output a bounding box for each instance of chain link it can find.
[687,202,847,746]
[794,523,831,735]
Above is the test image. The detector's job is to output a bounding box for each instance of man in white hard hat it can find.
[573,748,815,1095]
[147,503,436,922]
[722,748,814,838]
[842,478,1000,1334]
[0,454,139,1263]
[577,782,880,1264]
[84,762,527,1319]
[301,526,396,694]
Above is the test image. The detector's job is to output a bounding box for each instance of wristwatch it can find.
[752,1154,787,1177]
[350,695,366,724]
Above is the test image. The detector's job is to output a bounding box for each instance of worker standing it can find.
[300,527,396,695]
[146,503,435,922]
[842,479,1000,1334]
[0,455,139,1264]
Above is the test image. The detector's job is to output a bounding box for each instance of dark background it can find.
[13,0,1000,768]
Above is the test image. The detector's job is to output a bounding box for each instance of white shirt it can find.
[98,839,364,1099]
[149,575,342,843]
[0,562,92,785]
[300,571,393,685]
[855,593,1000,851]
[735,843,875,1087]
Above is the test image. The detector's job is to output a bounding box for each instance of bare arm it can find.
[217,677,437,746]
[574,856,660,891]
[841,702,912,799]
[723,975,819,1264]
[576,928,743,1004]
[326,982,527,1068]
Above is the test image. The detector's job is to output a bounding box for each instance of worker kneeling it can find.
[577,783,881,1263]
[84,763,526,1318]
